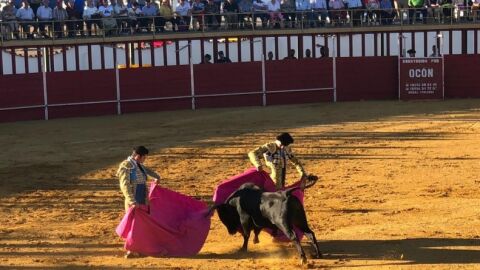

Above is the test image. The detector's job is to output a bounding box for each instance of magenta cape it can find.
[212,168,305,241]
[116,184,210,257]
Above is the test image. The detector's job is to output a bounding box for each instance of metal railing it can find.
[1,6,479,42]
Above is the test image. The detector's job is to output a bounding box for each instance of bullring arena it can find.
[1,100,480,269]
[2,12,480,269]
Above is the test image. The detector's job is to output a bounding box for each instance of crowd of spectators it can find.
[0,0,478,40]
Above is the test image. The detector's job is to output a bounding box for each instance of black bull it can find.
[210,183,321,264]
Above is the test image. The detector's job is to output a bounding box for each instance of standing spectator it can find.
[222,0,239,29]
[204,0,220,29]
[175,0,191,31]
[344,0,364,26]
[116,146,160,258]
[280,0,295,28]
[73,0,84,28]
[140,0,156,31]
[408,0,427,23]
[53,0,68,37]
[158,0,177,31]
[379,0,395,24]
[36,0,53,38]
[83,0,99,35]
[237,0,252,28]
[266,0,283,27]
[311,0,329,27]
[191,0,205,30]
[29,0,43,15]
[2,0,20,39]
[216,50,232,62]
[16,0,36,39]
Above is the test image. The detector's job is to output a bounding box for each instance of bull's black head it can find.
[216,204,240,235]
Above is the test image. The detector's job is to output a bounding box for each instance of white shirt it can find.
[36,5,52,20]
[83,6,98,18]
[176,2,191,16]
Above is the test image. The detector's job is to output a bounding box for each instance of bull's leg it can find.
[239,213,252,252]
[276,223,307,265]
[304,230,321,258]
[253,226,261,244]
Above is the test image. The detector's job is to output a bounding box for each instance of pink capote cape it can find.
[212,168,305,240]
[116,184,210,257]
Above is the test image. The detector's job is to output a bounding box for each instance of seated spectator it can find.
[472,0,480,21]
[16,0,36,39]
[65,0,81,37]
[440,0,453,21]
[408,0,427,24]
[36,0,52,38]
[283,48,296,59]
[113,0,129,34]
[191,0,205,30]
[2,0,20,39]
[364,0,380,25]
[296,0,313,27]
[237,0,252,28]
[344,0,364,26]
[407,48,416,57]
[52,0,68,38]
[281,0,295,28]
[158,0,178,32]
[266,0,283,27]
[252,0,268,28]
[140,0,157,32]
[216,51,232,63]
[379,0,395,24]
[311,0,328,27]
[328,0,346,25]
[266,50,274,60]
[83,0,100,36]
[126,2,142,33]
[427,0,441,22]
[175,0,191,31]
[304,48,311,57]
[316,44,329,57]
[393,0,408,21]
[204,0,220,30]
[99,0,117,35]
[222,0,239,29]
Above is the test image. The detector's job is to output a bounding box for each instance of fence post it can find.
[42,47,49,120]
[115,65,121,115]
[190,58,196,110]
[332,35,337,102]
[262,54,266,106]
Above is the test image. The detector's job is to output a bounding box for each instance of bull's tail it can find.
[205,204,220,217]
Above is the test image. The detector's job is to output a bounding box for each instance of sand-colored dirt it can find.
[1,100,480,269]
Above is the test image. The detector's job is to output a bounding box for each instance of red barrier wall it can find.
[444,55,480,98]
[0,108,44,122]
[193,62,263,108]
[0,74,43,108]
[47,70,116,104]
[265,58,334,105]
[46,70,117,118]
[336,57,398,101]
[119,66,191,113]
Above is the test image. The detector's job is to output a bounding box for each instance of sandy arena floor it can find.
[1,99,480,269]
